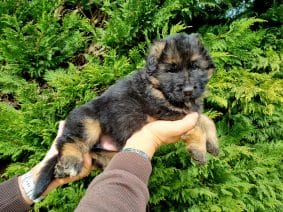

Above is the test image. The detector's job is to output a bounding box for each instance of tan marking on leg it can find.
[91,151,117,169]
[198,114,219,155]
[182,113,219,159]
[182,123,207,164]
[55,142,84,178]
[61,143,83,157]
[84,118,102,148]
[182,126,206,153]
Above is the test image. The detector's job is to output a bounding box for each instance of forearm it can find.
[123,129,159,159]
[75,152,152,212]
[0,177,31,212]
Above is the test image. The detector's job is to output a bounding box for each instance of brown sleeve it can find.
[75,152,152,212]
[0,176,31,212]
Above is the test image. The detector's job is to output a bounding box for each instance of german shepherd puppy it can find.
[33,33,218,198]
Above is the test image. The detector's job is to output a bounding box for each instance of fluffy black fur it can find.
[33,33,215,198]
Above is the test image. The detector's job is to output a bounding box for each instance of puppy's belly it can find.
[92,135,120,152]
[100,135,120,151]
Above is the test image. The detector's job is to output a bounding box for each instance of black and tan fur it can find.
[33,33,219,198]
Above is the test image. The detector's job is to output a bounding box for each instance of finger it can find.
[78,153,92,177]
[174,112,199,134]
[177,112,199,133]
[157,112,199,136]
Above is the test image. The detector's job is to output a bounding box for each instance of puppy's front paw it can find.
[55,155,83,178]
[201,115,219,156]
[190,149,207,165]
[206,139,219,156]
[206,122,219,156]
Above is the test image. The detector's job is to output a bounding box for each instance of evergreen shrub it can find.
[0,0,282,211]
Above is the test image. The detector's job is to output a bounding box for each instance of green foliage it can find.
[34,182,86,211]
[149,142,283,211]
[0,0,94,79]
[0,0,282,211]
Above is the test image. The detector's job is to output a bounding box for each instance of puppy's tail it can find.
[32,155,57,199]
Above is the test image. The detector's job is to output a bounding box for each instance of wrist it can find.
[18,163,46,205]
[124,129,160,159]
[18,175,34,205]
[122,148,150,160]
[18,170,44,205]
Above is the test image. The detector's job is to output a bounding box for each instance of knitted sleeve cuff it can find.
[0,176,31,212]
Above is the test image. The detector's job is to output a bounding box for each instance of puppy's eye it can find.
[167,63,177,73]
[190,63,198,69]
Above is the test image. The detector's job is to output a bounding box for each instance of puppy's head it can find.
[146,33,215,110]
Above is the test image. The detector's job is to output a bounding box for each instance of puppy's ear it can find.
[146,41,166,74]
[189,33,202,45]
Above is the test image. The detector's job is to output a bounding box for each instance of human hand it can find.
[18,121,92,205]
[123,112,199,159]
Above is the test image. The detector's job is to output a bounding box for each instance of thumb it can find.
[168,112,199,135]
[147,112,199,138]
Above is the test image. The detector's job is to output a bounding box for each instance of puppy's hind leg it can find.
[55,118,102,178]
[54,139,85,178]
[33,134,80,199]
[33,155,58,199]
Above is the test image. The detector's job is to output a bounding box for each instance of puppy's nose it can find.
[183,86,194,95]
